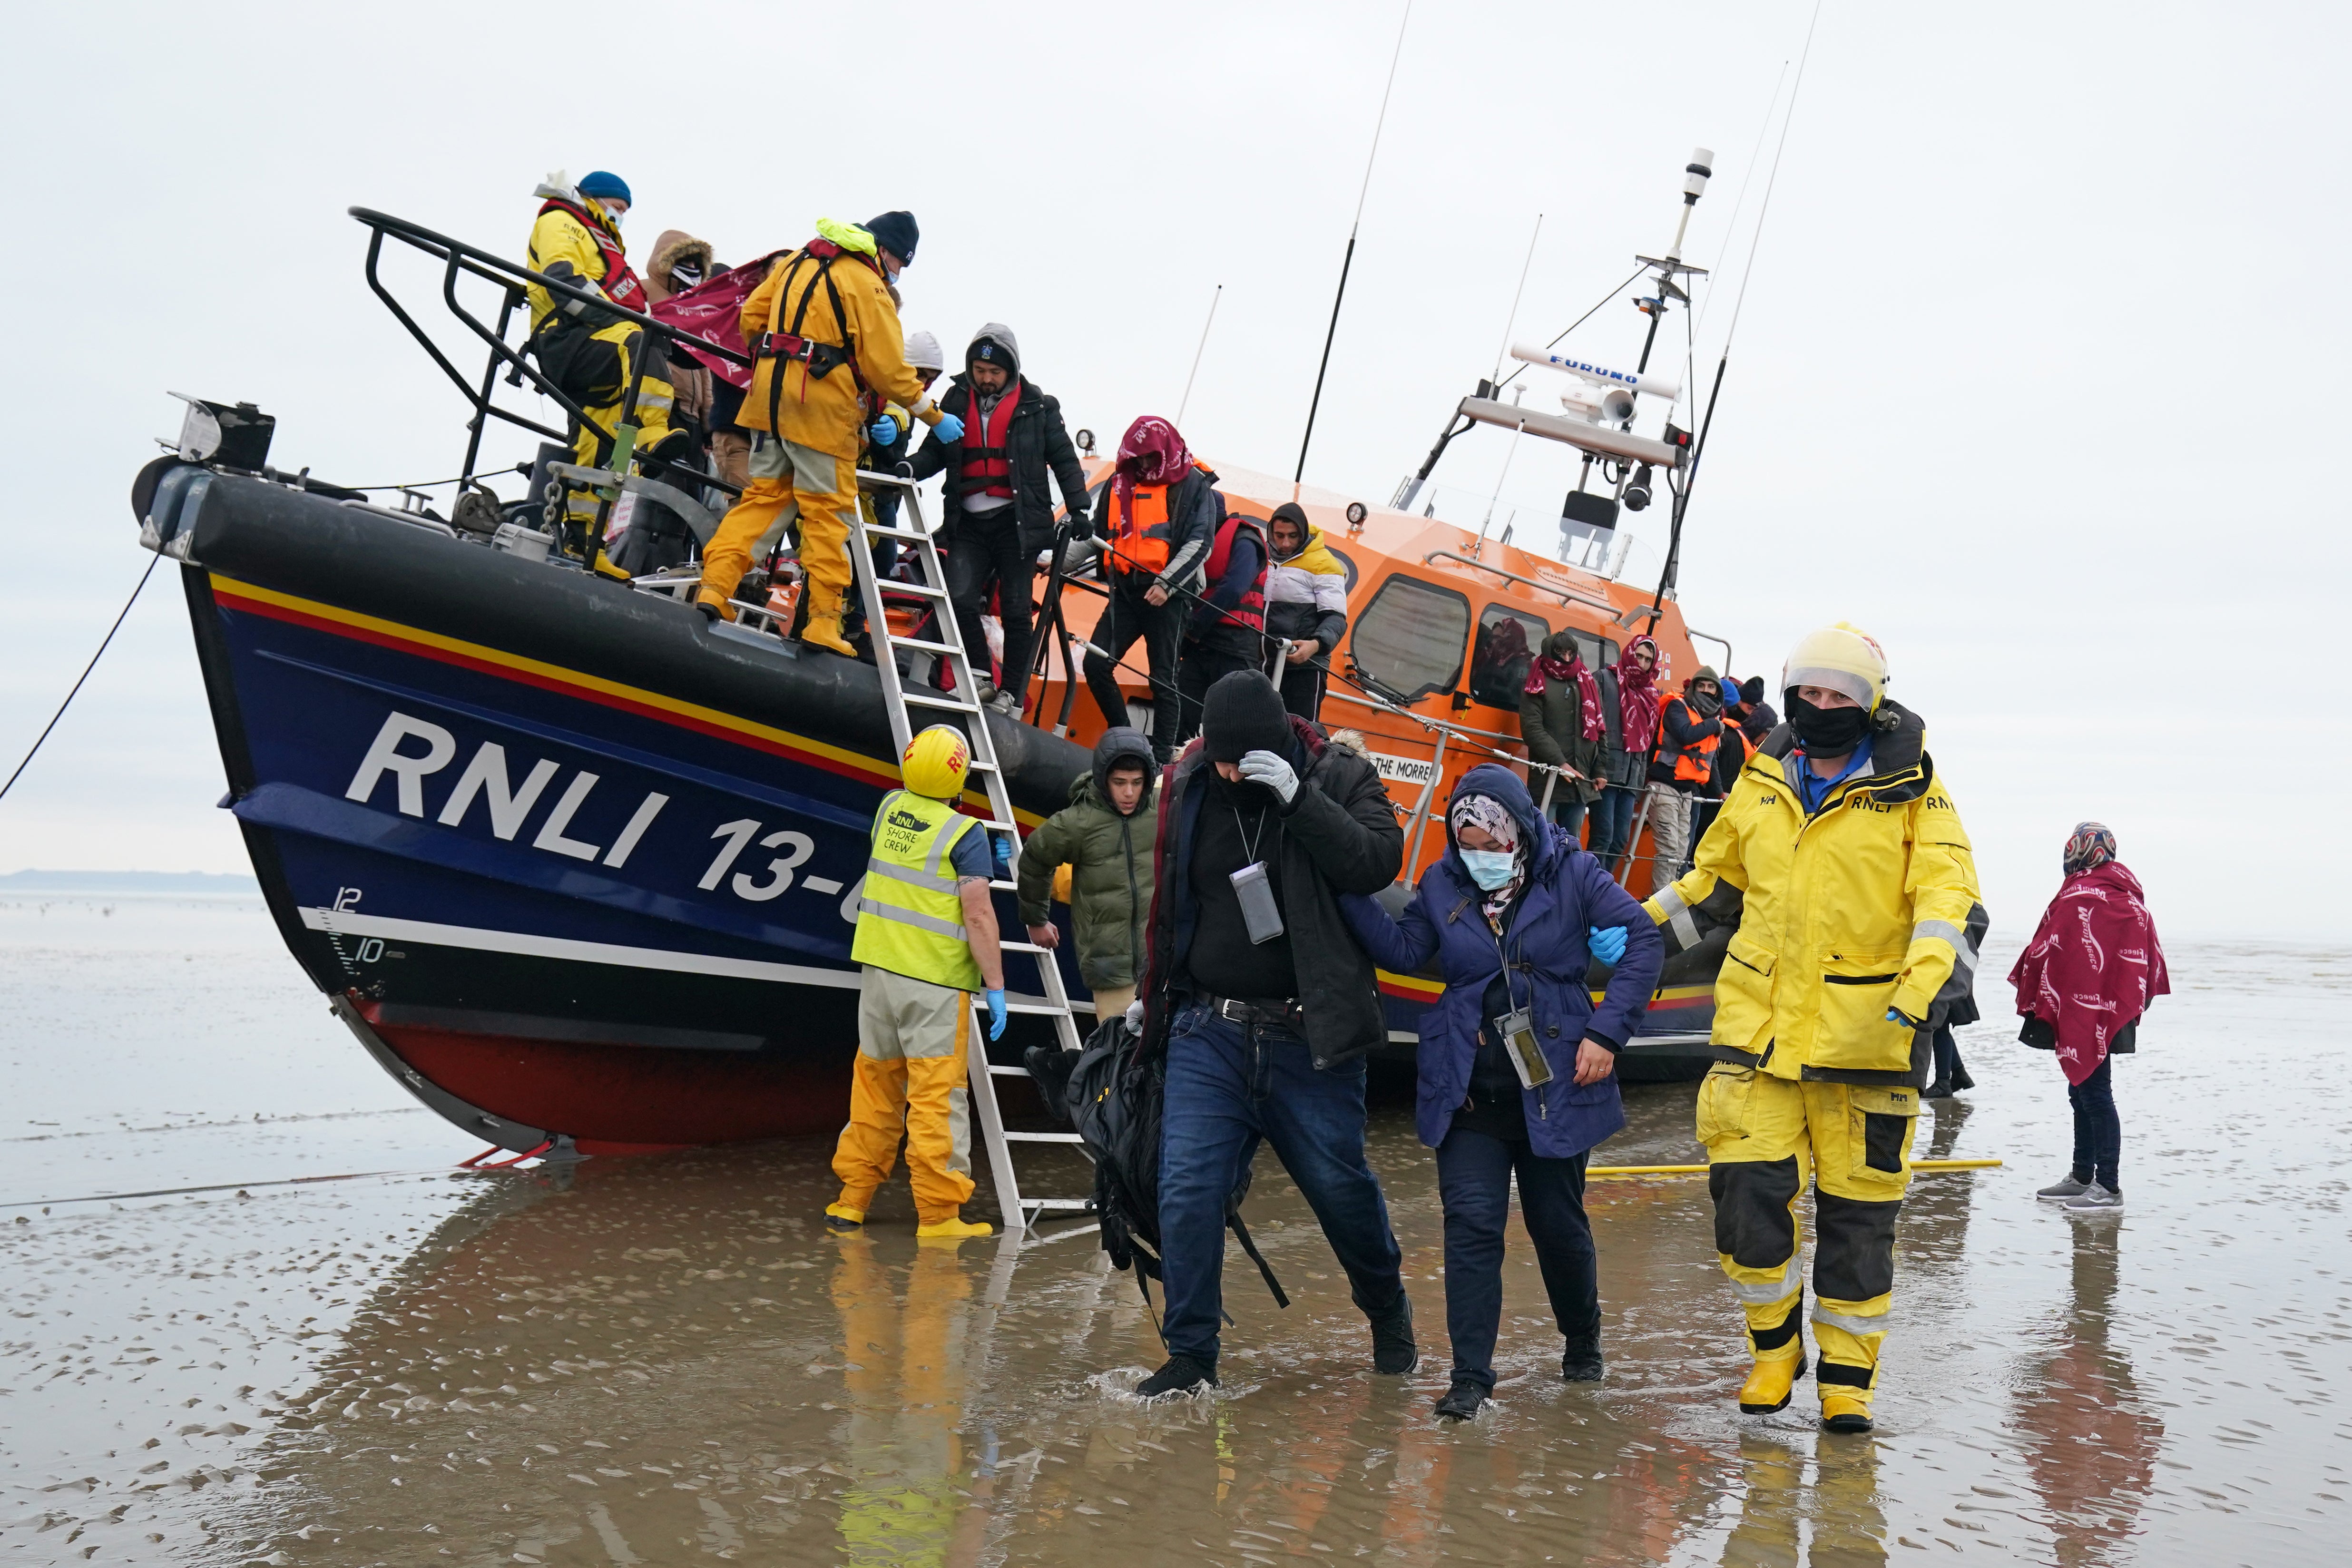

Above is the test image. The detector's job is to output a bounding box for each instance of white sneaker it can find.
[2036,1174,2091,1203]
[2063,1182,2123,1213]
[988,690,1019,715]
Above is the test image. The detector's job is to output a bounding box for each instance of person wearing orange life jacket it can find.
[1643,665,1725,896]
[1174,510,1270,746]
[693,211,960,657]
[525,172,684,542]
[1079,416,1222,762]
[906,324,1091,712]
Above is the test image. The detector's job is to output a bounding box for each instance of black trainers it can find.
[1135,1355,1216,1399]
[1433,1378,1488,1421]
[1561,1340,1605,1382]
[1368,1294,1419,1375]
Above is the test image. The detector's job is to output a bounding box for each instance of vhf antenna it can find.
[1631,148,1714,379]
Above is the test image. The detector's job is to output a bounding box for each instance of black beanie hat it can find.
[1202,671,1293,764]
[864,211,919,263]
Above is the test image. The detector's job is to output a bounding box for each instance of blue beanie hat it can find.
[864,210,920,264]
[577,170,631,206]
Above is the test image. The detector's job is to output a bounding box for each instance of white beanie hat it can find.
[903,329,945,373]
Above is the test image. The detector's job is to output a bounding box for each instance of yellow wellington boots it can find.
[824,1190,874,1233]
[1821,1392,1874,1434]
[797,585,857,657]
[1738,1350,1808,1414]
[915,1214,994,1242]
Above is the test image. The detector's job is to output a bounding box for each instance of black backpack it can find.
[1031,1016,1287,1312]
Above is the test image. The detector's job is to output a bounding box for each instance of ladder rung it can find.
[1000,941,1053,954]
[902,691,982,713]
[886,636,962,656]
[890,581,950,598]
[1003,1000,1077,1015]
[862,524,930,542]
[986,1063,1040,1077]
[1002,1131,1087,1145]
[1022,1199,1097,1211]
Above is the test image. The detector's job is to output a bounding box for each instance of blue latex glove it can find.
[1238,748,1300,805]
[992,835,1013,880]
[1588,925,1627,965]
[870,415,899,445]
[985,989,1008,1041]
[931,411,966,443]
[1886,1006,1922,1028]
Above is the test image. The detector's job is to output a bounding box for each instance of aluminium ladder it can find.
[845,471,1093,1231]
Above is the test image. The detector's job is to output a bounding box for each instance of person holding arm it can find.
[1341,765,1663,1421]
[1643,624,1987,1433]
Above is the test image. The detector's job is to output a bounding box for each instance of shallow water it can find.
[4,898,2349,1565]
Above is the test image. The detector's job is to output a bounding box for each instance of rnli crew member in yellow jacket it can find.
[694,211,961,657]
[523,171,680,536]
[1643,624,1987,1434]
[829,725,1006,1241]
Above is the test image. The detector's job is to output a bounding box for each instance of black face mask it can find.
[1786,693,1871,757]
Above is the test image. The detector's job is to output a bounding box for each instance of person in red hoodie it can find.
[2010,823,2170,1213]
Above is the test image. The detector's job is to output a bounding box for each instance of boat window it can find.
[1572,631,1621,669]
[1349,576,1470,701]
[1468,605,1549,708]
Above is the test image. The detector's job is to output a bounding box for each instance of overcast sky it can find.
[3,0,2343,940]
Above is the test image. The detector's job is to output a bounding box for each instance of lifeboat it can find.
[133,207,1727,1159]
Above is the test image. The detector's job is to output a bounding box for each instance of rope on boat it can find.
[0,553,160,806]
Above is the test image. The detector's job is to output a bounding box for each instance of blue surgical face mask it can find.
[1459,848,1518,890]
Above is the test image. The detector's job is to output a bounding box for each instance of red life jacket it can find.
[1202,515,1269,633]
[538,198,646,313]
[957,380,1021,503]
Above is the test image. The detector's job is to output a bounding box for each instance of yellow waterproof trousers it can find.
[562,323,675,530]
[834,964,976,1225]
[1695,1064,1918,1412]
[696,433,856,627]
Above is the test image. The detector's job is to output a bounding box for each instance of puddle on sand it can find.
[3,930,2351,1564]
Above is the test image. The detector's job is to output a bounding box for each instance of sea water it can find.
[3,893,2347,1564]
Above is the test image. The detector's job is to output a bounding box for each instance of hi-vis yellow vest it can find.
[852,789,984,991]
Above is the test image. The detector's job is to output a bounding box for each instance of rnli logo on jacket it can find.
[887,807,929,833]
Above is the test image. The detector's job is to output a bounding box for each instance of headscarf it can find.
[1616,635,1664,755]
[1448,792,1525,931]
[2009,856,2169,1085]
[1115,415,1193,486]
[2063,821,2117,876]
[1525,632,1605,742]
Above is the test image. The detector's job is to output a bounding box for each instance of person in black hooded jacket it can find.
[1128,671,1412,1399]
[907,323,1092,709]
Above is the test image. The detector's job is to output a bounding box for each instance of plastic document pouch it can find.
[1231,861,1285,945]
[1495,1008,1553,1089]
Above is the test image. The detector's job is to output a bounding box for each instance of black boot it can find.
[1136,1354,1216,1399]
[1921,1076,1954,1100]
[1433,1377,1488,1421]
[1950,1061,1975,1091]
[1368,1294,1419,1375]
[1562,1338,1605,1383]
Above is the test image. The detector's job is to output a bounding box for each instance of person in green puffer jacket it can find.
[1018,726,1159,1021]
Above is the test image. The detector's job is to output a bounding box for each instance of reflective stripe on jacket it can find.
[1643,700,1986,1083]
[851,789,984,991]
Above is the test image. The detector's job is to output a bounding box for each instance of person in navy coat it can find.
[1342,763,1663,1421]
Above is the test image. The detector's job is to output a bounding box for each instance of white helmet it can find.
[904,329,945,373]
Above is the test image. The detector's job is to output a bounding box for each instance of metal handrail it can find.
[1685,626,1733,675]
[1421,549,1618,613]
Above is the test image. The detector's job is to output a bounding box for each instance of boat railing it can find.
[348,206,750,559]
[1420,549,1618,615]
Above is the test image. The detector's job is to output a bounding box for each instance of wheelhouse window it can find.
[1348,576,1470,702]
[1468,605,1550,709]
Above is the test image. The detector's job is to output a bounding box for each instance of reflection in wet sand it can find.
[2013,1225,2162,1567]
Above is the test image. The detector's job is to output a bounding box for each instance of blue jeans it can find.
[1590,784,1641,872]
[2068,1056,2120,1189]
[1434,1127,1598,1389]
[1158,1003,1406,1368]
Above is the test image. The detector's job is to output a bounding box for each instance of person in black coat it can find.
[907,323,1091,709]
[1131,673,1412,1399]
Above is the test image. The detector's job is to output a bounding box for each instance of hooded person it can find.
[524,171,683,548]
[1080,416,1223,760]
[1641,622,1987,1434]
[1587,634,1664,874]
[1340,765,1664,1421]
[906,323,1091,710]
[2012,823,2169,1213]
[1128,671,1411,1398]
[694,212,959,656]
[1643,664,1725,894]
[1261,502,1350,721]
[1015,726,1159,1021]
[1520,631,1607,839]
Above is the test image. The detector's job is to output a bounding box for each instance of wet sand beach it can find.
[4,895,2349,1564]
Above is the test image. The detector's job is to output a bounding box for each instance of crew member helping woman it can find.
[1342,765,1663,1421]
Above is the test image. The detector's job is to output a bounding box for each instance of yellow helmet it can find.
[1782,622,1888,711]
[901,725,971,800]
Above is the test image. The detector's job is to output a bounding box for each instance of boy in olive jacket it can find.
[1018,727,1158,1020]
